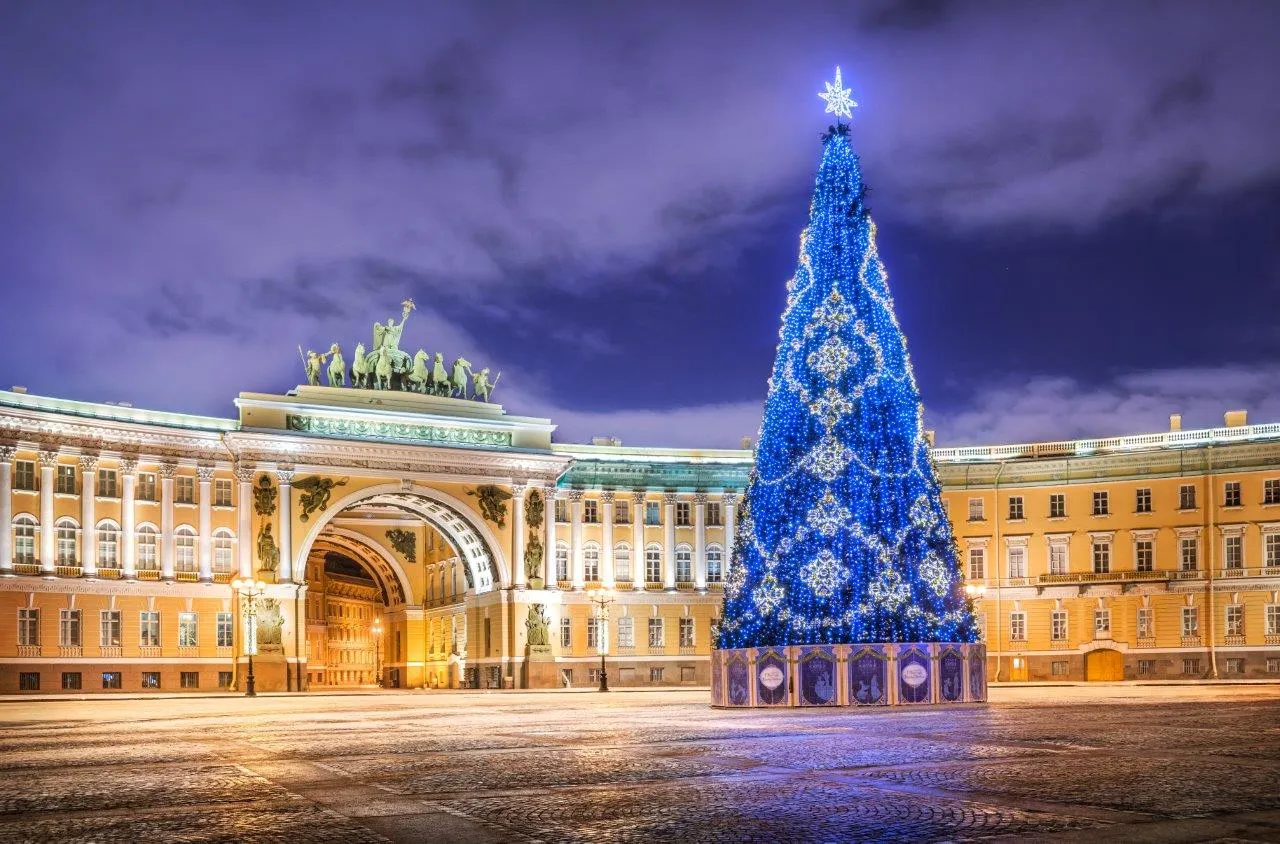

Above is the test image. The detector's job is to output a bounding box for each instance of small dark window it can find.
[61,672,82,690]
[19,672,40,691]
[141,672,160,689]
[102,672,122,689]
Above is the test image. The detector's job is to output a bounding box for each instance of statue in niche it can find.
[386,528,417,563]
[525,604,550,647]
[524,536,544,584]
[472,368,500,402]
[253,476,277,517]
[450,357,472,398]
[294,476,348,522]
[326,343,346,387]
[256,524,279,574]
[467,485,512,527]
[524,489,544,526]
[407,349,431,393]
[352,342,371,389]
[256,597,284,647]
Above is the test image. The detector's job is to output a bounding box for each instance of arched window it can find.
[212,528,234,573]
[175,526,196,572]
[706,544,724,583]
[614,542,632,583]
[137,524,159,570]
[583,542,600,582]
[675,544,693,584]
[555,541,569,582]
[97,520,120,569]
[645,543,662,585]
[12,515,37,564]
[55,517,79,565]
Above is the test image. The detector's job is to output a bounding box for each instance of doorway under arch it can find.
[1085,648,1124,681]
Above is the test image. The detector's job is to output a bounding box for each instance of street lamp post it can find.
[232,578,268,697]
[587,588,615,692]
[371,616,383,687]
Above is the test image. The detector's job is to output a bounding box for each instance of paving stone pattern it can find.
[1,687,1279,842]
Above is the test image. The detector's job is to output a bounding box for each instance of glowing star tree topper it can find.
[818,66,858,120]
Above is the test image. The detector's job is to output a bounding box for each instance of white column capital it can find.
[600,490,615,504]
[276,467,295,485]
[158,462,177,479]
[663,492,679,506]
[38,449,60,468]
[234,463,256,484]
[631,490,647,505]
[78,453,100,472]
[120,456,139,476]
[567,489,585,502]
[197,465,216,483]
[0,444,15,463]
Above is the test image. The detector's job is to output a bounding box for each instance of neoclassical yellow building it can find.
[0,384,1277,692]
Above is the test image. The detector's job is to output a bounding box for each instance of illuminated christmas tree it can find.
[718,69,978,649]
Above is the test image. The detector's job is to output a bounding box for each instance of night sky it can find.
[2,1,1279,448]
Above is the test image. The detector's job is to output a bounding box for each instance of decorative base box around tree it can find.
[710,643,986,708]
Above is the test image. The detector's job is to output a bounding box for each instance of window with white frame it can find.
[647,617,664,647]
[14,460,35,491]
[583,499,599,524]
[1092,490,1109,516]
[214,478,232,507]
[707,502,722,526]
[18,608,39,646]
[97,468,118,498]
[175,527,196,572]
[1007,545,1026,579]
[55,465,76,495]
[137,525,159,570]
[1225,534,1244,570]
[614,499,630,523]
[1267,533,1280,568]
[1180,536,1199,571]
[645,544,662,584]
[100,610,121,646]
[1094,608,1111,637]
[675,502,691,527]
[140,611,160,647]
[967,498,984,521]
[1225,605,1244,636]
[554,499,568,523]
[1007,496,1024,520]
[1050,610,1067,641]
[583,544,600,582]
[13,515,37,564]
[586,617,599,649]
[1009,612,1027,641]
[1266,479,1280,506]
[1137,607,1154,639]
[59,609,81,647]
[178,612,198,647]
[1092,539,1111,574]
[560,616,571,648]
[1224,481,1242,507]
[1181,606,1199,637]
[1136,487,1152,513]
[137,472,157,501]
[968,547,985,580]
[1135,538,1154,572]
[55,518,78,565]
[97,522,119,568]
[1049,542,1068,575]
[706,545,723,583]
[614,543,632,582]
[213,529,234,572]
[176,475,195,505]
[555,542,569,582]
[679,617,694,647]
[1266,604,1280,636]
[617,616,635,647]
[1049,493,1065,518]
[645,502,660,525]
[675,545,692,583]
[1179,483,1197,510]
[216,611,233,648]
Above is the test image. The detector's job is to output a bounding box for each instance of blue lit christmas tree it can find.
[718,69,978,649]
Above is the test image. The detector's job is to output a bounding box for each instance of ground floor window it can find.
[588,668,602,685]
[618,667,636,684]
[141,671,160,689]
[1051,661,1068,676]
[62,672,81,690]
[1268,658,1280,674]
[559,668,573,687]
[1182,658,1201,676]
[180,671,200,689]
[102,672,122,689]
[649,667,664,683]
[1138,660,1154,676]
[19,672,39,690]
[218,671,233,689]
[1225,658,1244,675]
[680,665,696,683]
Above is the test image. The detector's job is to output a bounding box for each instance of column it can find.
[511,483,527,589]
[277,468,294,583]
[542,485,557,590]
[159,462,176,580]
[120,458,137,579]
[38,450,58,574]
[79,455,98,576]
[723,491,738,569]
[197,465,214,582]
[631,491,645,591]
[600,491,615,588]
[662,493,677,592]
[568,490,585,591]
[694,492,707,591]
[0,445,14,575]
[235,464,254,578]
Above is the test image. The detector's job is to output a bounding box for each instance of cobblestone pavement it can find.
[1,685,1279,843]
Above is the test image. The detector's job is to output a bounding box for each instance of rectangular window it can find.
[98,468,118,498]
[1007,546,1026,579]
[62,672,82,690]
[1266,479,1280,506]
[141,671,160,689]
[617,616,635,648]
[1226,605,1244,636]
[1094,608,1111,637]
[1225,658,1244,675]
[178,612,198,647]
[648,617,664,648]
[56,464,76,495]
[967,498,984,521]
[1135,540,1154,572]
[559,668,573,687]
[1267,604,1280,636]
[1182,658,1201,676]
[967,548,985,580]
[1225,535,1243,569]
[14,460,36,491]
[675,502,691,526]
[1267,534,1280,568]
[1179,484,1197,510]
[645,546,662,584]
[1092,540,1111,574]
[1135,487,1152,513]
[1007,496,1024,520]
[614,545,633,582]
[645,501,660,525]
[214,479,232,507]
[176,476,195,504]
[587,668,602,685]
[1269,658,1280,674]
[1181,606,1199,637]
[138,472,157,501]
[1092,491,1109,516]
[1050,610,1067,641]
[583,499,598,524]
[1137,607,1154,639]
[706,548,723,583]
[484,618,491,656]
[1009,612,1027,641]
[216,611,233,648]
[584,548,600,582]
[1224,481,1242,507]
[555,544,568,582]
[679,617,695,647]
[18,608,39,646]
[675,549,692,583]
[1180,537,1198,571]
[1049,493,1065,518]
[554,499,568,523]
[139,611,160,647]
[19,672,39,691]
[560,616,571,649]
[586,617,599,649]
[102,672,122,689]
[1138,659,1154,676]
[59,609,81,647]
[218,671,233,689]
[1051,661,1069,676]
[100,610,121,646]
[614,499,630,523]
[649,667,665,683]
[706,502,722,526]
[180,671,199,689]
[1049,543,1068,575]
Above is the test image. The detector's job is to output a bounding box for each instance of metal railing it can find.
[1036,569,1173,585]
[930,421,1280,463]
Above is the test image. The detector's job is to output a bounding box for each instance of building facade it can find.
[0,385,1277,693]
